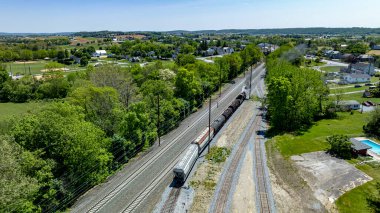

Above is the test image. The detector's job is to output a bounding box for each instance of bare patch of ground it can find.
[292,151,373,211]
[14,61,39,64]
[266,139,326,213]
[189,101,257,213]
[40,68,69,72]
[232,150,256,213]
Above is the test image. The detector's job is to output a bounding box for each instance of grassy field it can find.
[320,66,345,73]
[272,112,369,158]
[0,102,44,121]
[4,61,84,75]
[330,86,366,94]
[339,92,380,104]
[6,61,47,75]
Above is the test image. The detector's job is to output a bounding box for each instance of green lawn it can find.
[336,161,380,213]
[330,86,366,94]
[273,112,369,158]
[0,102,44,121]
[339,92,380,104]
[320,66,345,73]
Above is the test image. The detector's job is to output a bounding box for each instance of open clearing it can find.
[292,151,372,210]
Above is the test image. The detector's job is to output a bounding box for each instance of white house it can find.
[372,45,380,50]
[342,73,371,84]
[223,47,234,54]
[92,50,107,57]
[335,100,361,110]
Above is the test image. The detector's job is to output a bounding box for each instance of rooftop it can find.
[335,100,360,106]
[350,138,372,151]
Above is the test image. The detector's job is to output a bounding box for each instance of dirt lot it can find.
[266,139,326,213]
[292,151,373,210]
[189,101,257,213]
[231,149,256,213]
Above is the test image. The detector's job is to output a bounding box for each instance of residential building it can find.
[342,73,371,84]
[222,47,234,54]
[335,100,361,110]
[92,50,107,57]
[348,62,375,75]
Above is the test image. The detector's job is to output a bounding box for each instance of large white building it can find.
[92,50,107,57]
[342,73,371,84]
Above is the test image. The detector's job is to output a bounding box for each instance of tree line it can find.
[0,44,263,212]
[265,44,330,132]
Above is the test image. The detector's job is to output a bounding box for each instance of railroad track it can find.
[84,76,249,213]
[210,114,262,213]
[78,65,266,213]
[254,135,271,213]
[160,188,181,213]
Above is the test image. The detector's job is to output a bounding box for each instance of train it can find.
[173,87,248,183]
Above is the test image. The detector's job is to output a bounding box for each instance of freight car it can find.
[173,90,247,183]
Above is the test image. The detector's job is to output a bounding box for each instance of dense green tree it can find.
[69,84,121,136]
[11,103,112,203]
[345,43,369,55]
[89,65,137,108]
[175,54,196,66]
[175,67,202,106]
[363,108,380,137]
[326,135,352,159]
[0,135,40,212]
[80,56,89,66]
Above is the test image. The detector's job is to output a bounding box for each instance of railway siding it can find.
[209,109,261,213]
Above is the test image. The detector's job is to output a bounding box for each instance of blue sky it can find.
[0,0,379,32]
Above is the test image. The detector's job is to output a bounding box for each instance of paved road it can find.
[71,64,267,213]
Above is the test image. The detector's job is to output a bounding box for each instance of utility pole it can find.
[249,65,253,98]
[208,92,211,153]
[157,93,161,146]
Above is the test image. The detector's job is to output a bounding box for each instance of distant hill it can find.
[166,28,380,35]
[2,28,380,37]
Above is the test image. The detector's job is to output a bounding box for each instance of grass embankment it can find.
[268,112,379,212]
